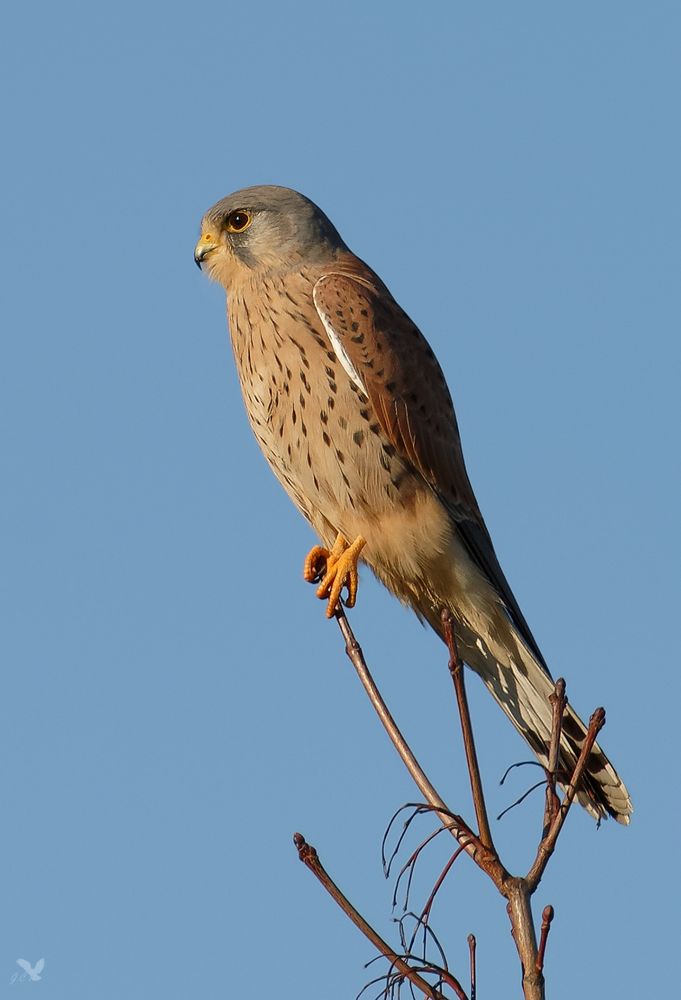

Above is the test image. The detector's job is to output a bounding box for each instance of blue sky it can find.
[2,3,679,997]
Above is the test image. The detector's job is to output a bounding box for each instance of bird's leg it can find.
[303,533,366,617]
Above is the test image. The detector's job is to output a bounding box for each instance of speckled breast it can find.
[226,270,413,541]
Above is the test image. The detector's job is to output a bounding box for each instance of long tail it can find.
[418,552,633,824]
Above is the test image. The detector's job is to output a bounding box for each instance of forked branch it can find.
[293,602,610,1000]
[527,707,606,890]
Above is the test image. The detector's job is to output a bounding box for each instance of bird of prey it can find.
[195,185,632,824]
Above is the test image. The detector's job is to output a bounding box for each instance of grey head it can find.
[194,185,349,285]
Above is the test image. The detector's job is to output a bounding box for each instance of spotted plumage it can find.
[195,184,632,825]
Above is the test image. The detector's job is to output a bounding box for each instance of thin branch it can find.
[467,935,476,1000]
[398,914,451,971]
[293,832,469,1000]
[441,611,494,852]
[383,804,443,879]
[420,843,469,926]
[543,680,567,834]
[497,780,547,821]
[441,616,544,999]
[393,823,454,912]
[384,805,424,878]
[333,608,450,821]
[526,708,606,890]
[499,760,544,784]
[535,905,554,974]
[333,607,506,887]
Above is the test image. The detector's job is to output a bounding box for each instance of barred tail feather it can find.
[419,550,633,824]
[460,625,633,824]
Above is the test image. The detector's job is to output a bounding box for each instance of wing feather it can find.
[313,263,547,669]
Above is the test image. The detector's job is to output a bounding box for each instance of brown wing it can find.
[313,261,548,670]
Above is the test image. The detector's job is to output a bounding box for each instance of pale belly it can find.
[232,324,454,594]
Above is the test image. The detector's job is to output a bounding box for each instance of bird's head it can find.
[194,185,347,288]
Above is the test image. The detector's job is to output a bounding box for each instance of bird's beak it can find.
[194,233,218,269]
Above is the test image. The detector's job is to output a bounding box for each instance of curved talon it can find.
[303,545,330,584]
[305,534,366,617]
[303,534,346,585]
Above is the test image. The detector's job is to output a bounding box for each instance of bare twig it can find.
[442,611,494,852]
[535,905,554,974]
[333,608,449,821]
[293,832,468,1000]
[467,935,476,1000]
[526,708,606,890]
[333,607,504,885]
[497,780,547,821]
[316,603,608,1000]
[500,760,544,784]
[543,681,567,834]
[397,913,451,972]
[420,843,469,926]
[383,804,445,879]
[391,820,454,912]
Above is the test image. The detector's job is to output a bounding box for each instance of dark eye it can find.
[225,209,252,233]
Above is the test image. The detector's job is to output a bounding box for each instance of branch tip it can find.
[535,905,555,973]
[467,934,476,1000]
[590,707,606,731]
[543,680,568,832]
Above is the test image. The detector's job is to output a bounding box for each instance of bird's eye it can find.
[225,210,252,233]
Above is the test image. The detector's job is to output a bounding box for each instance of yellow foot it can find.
[303,534,346,587]
[303,533,367,617]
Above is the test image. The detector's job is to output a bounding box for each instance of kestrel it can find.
[195,185,632,825]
